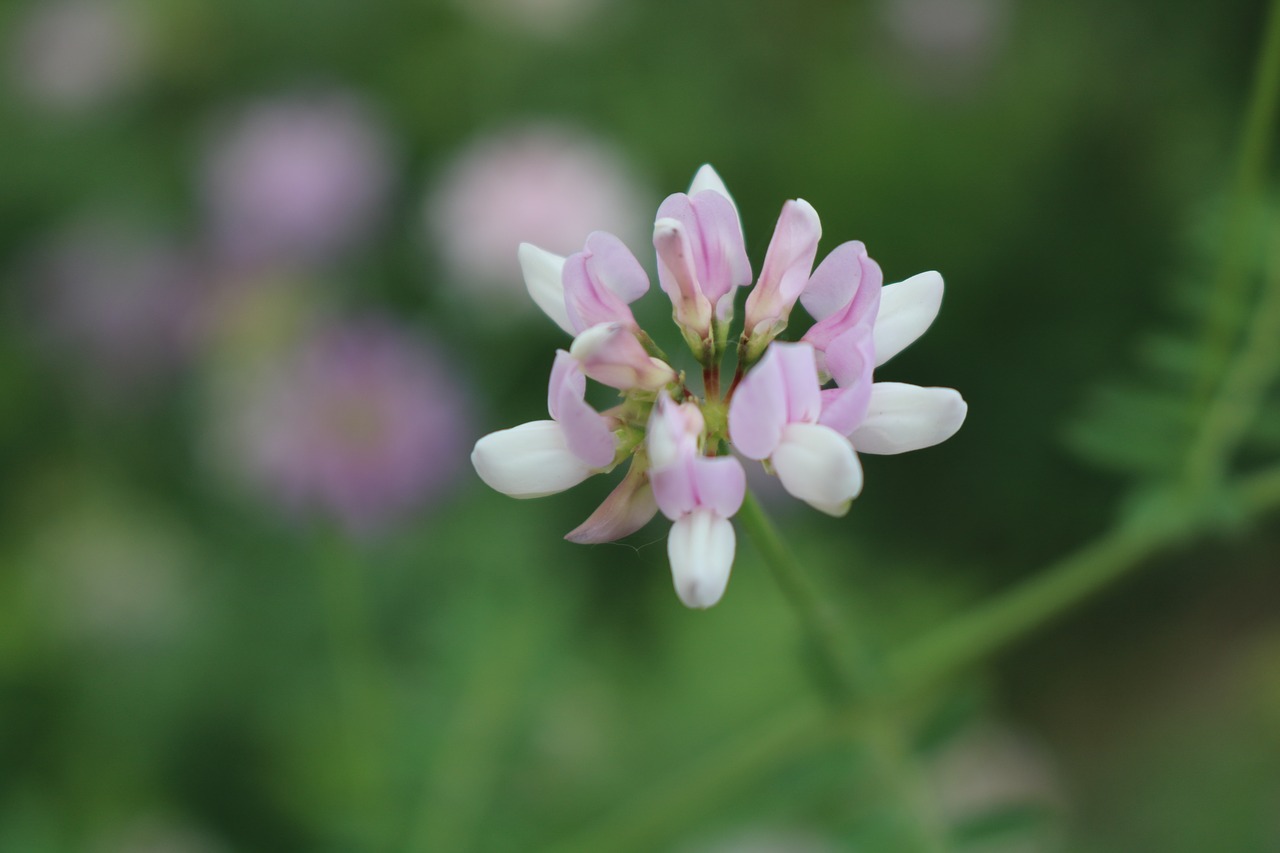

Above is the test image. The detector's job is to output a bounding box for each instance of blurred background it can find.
[1,0,1279,850]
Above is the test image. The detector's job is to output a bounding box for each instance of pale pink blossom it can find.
[729,343,865,517]
[201,92,394,267]
[652,169,752,360]
[427,125,648,306]
[647,392,745,608]
[474,163,967,608]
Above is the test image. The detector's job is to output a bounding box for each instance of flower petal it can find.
[687,163,739,222]
[727,346,787,460]
[562,235,644,334]
[548,351,616,467]
[565,456,659,543]
[653,214,711,334]
[800,242,883,356]
[691,455,746,518]
[518,243,573,335]
[570,322,676,392]
[743,199,822,337]
[654,190,751,310]
[873,271,943,367]
[583,231,650,304]
[646,391,704,470]
[471,420,594,498]
[667,508,735,609]
[771,422,863,516]
[772,342,823,424]
[798,241,878,322]
[850,382,967,455]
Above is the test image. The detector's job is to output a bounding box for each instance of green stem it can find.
[737,495,942,852]
[889,462,1280,694]
[555,461,1280,853]
[1196,0,1280,398]
[737,492,881,702]
[555,462,1280,853]
[885,524,1163,693]
[1184,217,1280,492]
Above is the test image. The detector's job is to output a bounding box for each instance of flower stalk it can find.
[737,493,883,704]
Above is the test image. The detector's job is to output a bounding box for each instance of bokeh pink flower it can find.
[217,318,471,534]
[200,92,394,268]
[426,125,649,310]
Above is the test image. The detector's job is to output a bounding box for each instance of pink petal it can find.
[654,195,701,304]
[817,328,875,435]
[743,199,821,334]
[547,349,585,421]
[800,242,883,355]
[583,231,649,304]
[570,322,675,392]
[561,234,645,334]
[824,323,876,389]
[772,342,823,424]
[727,346,788,460]
[691,455,746,518]
[688,189,752,306]
[547,350,616,468]
[654,190,751,309]
[565,456,659,543]
[646,391,703,470]
[650,450,697,520]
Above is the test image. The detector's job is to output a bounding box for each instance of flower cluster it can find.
[472,166,967,608]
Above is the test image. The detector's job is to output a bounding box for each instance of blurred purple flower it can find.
[29,220,204,393]
[425,124,649,310]
[200,93,394,268]
[8,0,146,114]
[222,318,471,534]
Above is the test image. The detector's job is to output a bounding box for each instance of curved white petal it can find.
[873,271,943,366]
[851,383,967,455]
[687,163,740,224]
[518,243,574,335]
[472,420,593,498]
[771,423,863,517]
[667,509,735,609]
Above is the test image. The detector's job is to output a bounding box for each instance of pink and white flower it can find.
[729,343,865,516]
[647,393,746,608]
[472,350,618,498]
[652,166,753,361]
[472,163,967,608]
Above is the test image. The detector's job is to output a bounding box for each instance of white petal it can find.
[518,243,574,335]
[687,163,741,228]
[851,383,967,455]
[771,422,863,517]
[471,420,593,498]
[873,271,943,366]
[667,509,735,609]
